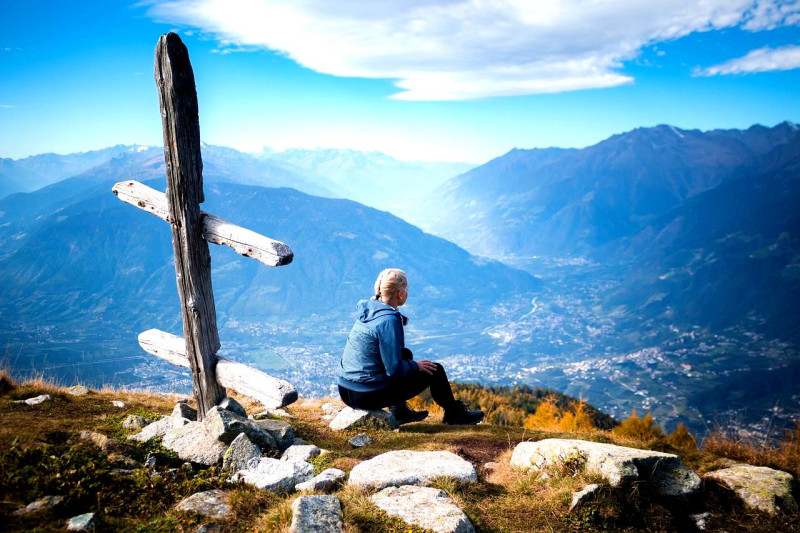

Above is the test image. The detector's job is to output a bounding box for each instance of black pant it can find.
[338,362,457,411]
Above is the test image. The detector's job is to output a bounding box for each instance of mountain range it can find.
[1,123,798,437]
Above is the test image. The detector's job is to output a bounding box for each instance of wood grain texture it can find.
[112,180,293,266]
[155,32,226,419]
[139,329,298,408]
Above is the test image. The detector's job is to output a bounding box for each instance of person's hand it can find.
[417,360,437,375]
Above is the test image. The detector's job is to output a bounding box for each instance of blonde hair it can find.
[372,268,408,304]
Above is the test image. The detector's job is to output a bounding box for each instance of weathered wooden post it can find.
[155,32,224,420]
[113,32,296,420]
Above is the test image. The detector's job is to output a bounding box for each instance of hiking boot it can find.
[443,400,484,425]
[389,403,429,425]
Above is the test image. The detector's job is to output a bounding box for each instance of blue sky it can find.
[1,0,799,163]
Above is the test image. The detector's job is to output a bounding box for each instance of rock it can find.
[122,415,152,430]
[127,416,176,442]
[281,444,321,463]
[252,408,294,419]
[172,402,198,421]
[67,385,89,396]
[483,462,500,473]
[204,406,278,454]
[510,439,701,498]
[289,495,343,533]
[79,431,118,452]
[66,512,95,531]
[371,485,474,533]
[108,454,138,468]
[231,457,314,492]
[295,468,346,493]
[222,433,262,474]
[349,433,372,448]
[252,418,296,451]
[219,397,247,417]
[569,484,600,512]
[348,450,478,490]
[144,451,184,468]
[13,495,64,515]
[15,394,52,406]
[111,401,126,408]
[705,464,798,515]
[175,489,232,519]
[162,421,228,465]
[321,402,343,415]
[329,407,398,431]
[196,525,221,533]
[690,512,710,530]
[292,437,309,446]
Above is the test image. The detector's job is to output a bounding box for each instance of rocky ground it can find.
[0,374,798,532]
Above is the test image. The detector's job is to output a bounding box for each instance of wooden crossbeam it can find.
[139,329,298,409]
[112,180,293,267]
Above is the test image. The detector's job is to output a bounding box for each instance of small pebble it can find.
[349,433,372,447]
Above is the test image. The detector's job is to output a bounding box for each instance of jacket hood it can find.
[355,299,408,325]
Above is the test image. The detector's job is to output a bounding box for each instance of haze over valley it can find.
[1,121,798,440]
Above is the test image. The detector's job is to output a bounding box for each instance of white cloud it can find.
[695,45,800,76]
[742,0,800,30]
[145,0,799,100]
[0,105,15,108]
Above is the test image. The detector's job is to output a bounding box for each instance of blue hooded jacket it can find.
[338,299,419,391]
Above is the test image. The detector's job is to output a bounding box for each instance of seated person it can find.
[338,268,484,425]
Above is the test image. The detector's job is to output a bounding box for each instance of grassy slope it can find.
[0,374,797,533]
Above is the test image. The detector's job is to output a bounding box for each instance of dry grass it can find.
[2,372,799,533]
[701,422,800,478]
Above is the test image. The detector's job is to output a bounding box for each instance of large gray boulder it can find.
[705,464,798,515]
[510,439,701,498]
[219,397,247,417]
[289,495,343,533]
[281,444,321,463]
[127,416,182,443]
[252,418,296,451]
[231,457,314,492]
[329,407,398,431]
[204,406,278,455]
[349,450,477,490]
[222,433,262,474]
[122,415,153,431]
[295,468,346,493]
[162,421,227,465]
[172,402,198,421]
[371,485,475,533]
[175,489,232,519]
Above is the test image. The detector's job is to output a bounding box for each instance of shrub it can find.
[612,410,663,442]
[523,396,561,431]
[667,423,697,452]
[557,398,595,433]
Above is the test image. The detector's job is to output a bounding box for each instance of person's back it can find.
[339,299,416,391]
[337,268,484,426]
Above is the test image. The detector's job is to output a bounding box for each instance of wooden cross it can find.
[112,33,296,420]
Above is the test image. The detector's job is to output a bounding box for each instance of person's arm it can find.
[377,317,419,378]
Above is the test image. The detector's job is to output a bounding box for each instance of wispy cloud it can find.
[742,0,800,30]
[145,0,800,100]
[695,45,800,76]
[0,105,15,108]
